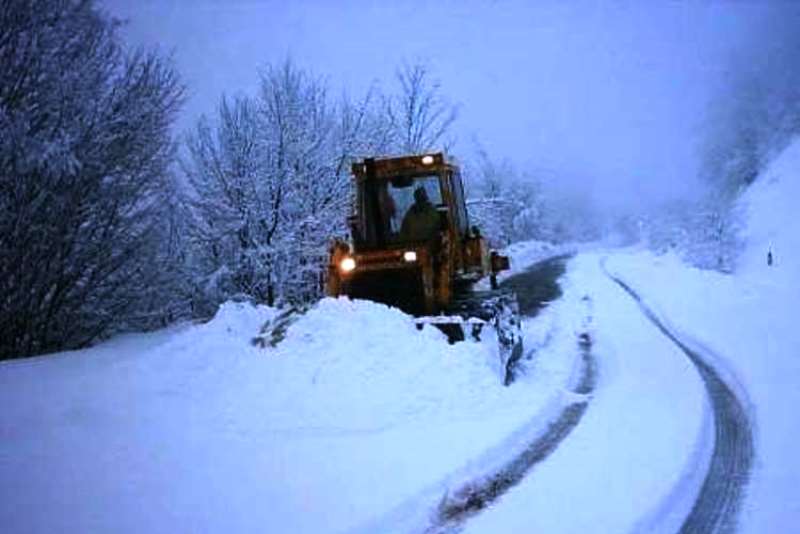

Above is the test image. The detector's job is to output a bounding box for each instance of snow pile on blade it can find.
[259,297,517,430]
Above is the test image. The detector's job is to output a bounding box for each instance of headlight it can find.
[421,155,434,165]
[340,257,356,272]
[403,251,417,262]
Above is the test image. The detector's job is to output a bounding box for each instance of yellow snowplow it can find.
[326,153,523,384]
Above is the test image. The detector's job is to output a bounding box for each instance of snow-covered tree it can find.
[0,0,184,359]
[184,60,378,311]
[684,196,744,273]
[386,62,458,154]
[184,59,464,312]
[637,192,743,273]
[185,95,267,312]
[463,147,545,247]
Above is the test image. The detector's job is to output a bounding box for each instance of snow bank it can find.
[0,284,582,534]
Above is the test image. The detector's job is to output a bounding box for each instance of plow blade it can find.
[415,290,524,386]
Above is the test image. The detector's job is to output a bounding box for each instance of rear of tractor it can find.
[326,153,523,384]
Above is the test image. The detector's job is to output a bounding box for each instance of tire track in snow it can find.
[426,331,595,534]
[607,273,754,534]
[426,256,593,533]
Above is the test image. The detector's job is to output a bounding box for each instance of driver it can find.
[400,186,440,241]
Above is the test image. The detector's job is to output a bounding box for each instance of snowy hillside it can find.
[737,139,800,282]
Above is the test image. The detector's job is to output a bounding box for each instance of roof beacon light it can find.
[421,155,434,165]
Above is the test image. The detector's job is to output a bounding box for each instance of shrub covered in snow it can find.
[0,0,184,359]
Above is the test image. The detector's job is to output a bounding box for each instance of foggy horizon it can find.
[105,0,790,213]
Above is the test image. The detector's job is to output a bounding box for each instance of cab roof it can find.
[351,153,457,180]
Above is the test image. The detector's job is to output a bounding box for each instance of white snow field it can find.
[2,138,798,532]
[0,260,583,533]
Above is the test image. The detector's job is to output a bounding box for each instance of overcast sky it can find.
[103,0,788,212]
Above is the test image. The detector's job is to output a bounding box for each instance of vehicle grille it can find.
[345,267,425,316]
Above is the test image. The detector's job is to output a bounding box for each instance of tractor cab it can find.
[328,152,506,316]
[350,153,469,252]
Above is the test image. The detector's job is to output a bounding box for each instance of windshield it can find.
[385,175,442,234]
[358,174,444,248]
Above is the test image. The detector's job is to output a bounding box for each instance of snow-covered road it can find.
[425,256,596,532]
[461,253,712,533]
[0,250,764,534]
[607,270,754,534]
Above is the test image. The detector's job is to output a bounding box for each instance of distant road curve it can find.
[607,272,754,534]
